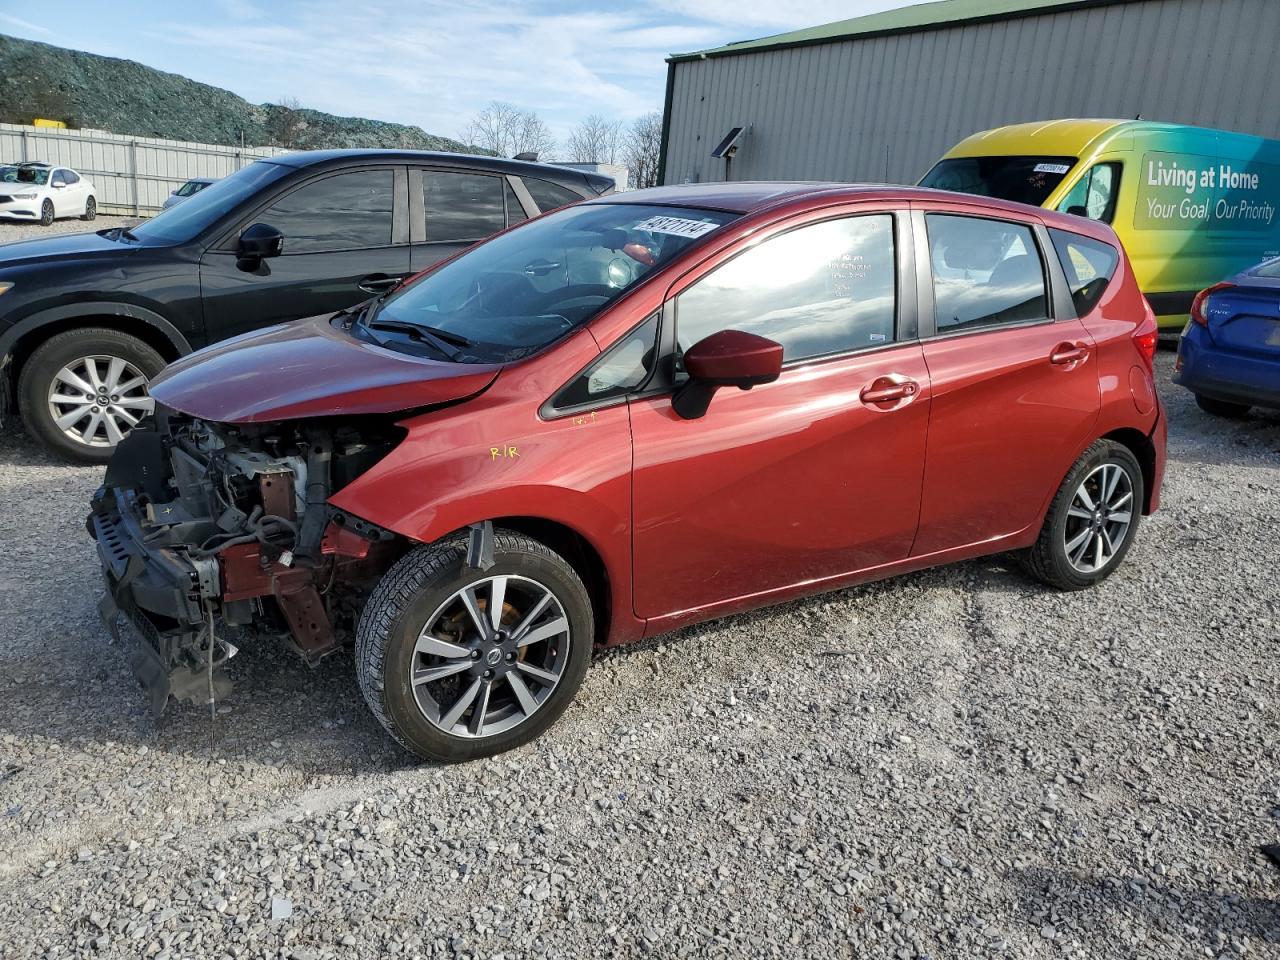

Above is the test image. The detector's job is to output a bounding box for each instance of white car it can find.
[0,162,97,225]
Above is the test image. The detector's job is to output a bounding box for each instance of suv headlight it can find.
[0,282,13,296]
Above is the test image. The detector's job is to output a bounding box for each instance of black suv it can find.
[0,150,613,461]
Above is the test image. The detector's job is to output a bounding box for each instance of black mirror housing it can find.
[238,222,284,259]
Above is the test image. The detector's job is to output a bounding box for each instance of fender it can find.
[0,302,192,417]
[0,300,192,364]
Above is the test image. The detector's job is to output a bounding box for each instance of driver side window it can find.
[674,214,897,364]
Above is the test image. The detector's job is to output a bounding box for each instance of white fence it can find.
[0,123,289,215]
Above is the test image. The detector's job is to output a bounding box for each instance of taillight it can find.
[1189,282,1234,326]
[1133,301,1158,372]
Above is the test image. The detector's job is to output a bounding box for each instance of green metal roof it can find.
[668,0,1126,62]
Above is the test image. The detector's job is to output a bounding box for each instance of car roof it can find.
[263,148,614,194]
[593,181,1121,244]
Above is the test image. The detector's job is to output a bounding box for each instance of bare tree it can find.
[266,96,307,149]
[462,101,556,159]
[564,114,623,164]
[624,111,663,189]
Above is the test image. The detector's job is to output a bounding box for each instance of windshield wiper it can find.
[366,318,471,359]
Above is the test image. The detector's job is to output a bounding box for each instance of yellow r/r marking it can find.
[490,447,501,460]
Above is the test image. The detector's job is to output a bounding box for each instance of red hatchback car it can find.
[90,183,1166,761]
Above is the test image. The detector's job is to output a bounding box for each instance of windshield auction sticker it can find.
[1034,163,1072,174]
[633,216,721,238]
[1135,151,1279,233]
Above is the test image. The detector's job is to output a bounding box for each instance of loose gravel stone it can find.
[0,227,1276,958]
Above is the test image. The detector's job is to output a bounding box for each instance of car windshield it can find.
[368,203,739,363]
[130,162,289,243]
[920,156,1078,207]
[176,179,211,197]
[1,165,51,185]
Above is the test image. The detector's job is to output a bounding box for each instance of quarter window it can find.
[1056,162,1121,223]
[424,171,506,241]
[553,314,659,409]
[1049,228,1120,315]
[523,178,583,213]
[675,215,897,363]
[926,214,1049,333]
[261,170,394,254]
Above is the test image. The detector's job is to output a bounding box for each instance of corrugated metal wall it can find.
[0,123,287,215]
[663,0,1280,185]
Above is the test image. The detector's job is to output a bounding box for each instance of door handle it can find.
[1050,342,1089,365]
[358,274,406,294]
[860,376,919,405]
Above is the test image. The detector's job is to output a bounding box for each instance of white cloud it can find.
[649,0,924,30]
[0,13,55,36]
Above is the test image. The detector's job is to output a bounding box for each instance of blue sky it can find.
[0,1,924,142]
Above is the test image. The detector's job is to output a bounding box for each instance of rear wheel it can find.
[39,199,54,226]
[356,530,593,762]
[1023,440,1144,591]
[17,328,164,463]
[1195,393,1250,418]
[81,196,97,221]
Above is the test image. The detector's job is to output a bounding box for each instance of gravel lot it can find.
[0,226,1277,956]
[0,215,140,243]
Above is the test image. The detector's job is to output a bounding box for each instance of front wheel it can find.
[17,328,165,463]
[1023,440,1144,591]
[1195,393,1250,418]
[39,199,54,226]
[356,530,593,762]
[81,196,97,221]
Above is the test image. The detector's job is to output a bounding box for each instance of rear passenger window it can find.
[926,215,1048,333]
[1050,229,1120,315]
[523,178,582,213]
[675,214,896,362]
[424,172,505,241]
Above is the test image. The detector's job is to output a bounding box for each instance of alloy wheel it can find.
[409,574,571,738]
[1062,462,1133,574]
[47,354,154,448]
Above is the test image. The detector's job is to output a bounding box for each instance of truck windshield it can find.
[920,156,1078,207]
[367,203,739,363]
[129,161,289,244]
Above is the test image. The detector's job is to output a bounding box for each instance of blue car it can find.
[1174,259,1280,417]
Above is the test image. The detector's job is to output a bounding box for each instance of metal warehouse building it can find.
[659,0,1280,185]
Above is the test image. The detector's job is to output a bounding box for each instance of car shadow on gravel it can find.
[1011,865,1280,952]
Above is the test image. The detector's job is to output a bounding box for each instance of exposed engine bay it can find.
[87,407,406,714]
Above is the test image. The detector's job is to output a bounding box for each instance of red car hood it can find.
[150,314,501,423]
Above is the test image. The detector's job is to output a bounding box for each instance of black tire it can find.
[1023,440,1144,591]
[17,327,166,464]
[356,529,594,762]
[1195,393,1250,418]
[81,196,97,221]
[39,199,54,226]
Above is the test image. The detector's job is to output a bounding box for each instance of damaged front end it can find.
[87,407,406,715]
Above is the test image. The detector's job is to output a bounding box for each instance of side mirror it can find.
[51,182,66,189]
[236,222,284,271]
[673,329,783,420]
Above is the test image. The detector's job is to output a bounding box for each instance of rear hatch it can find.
[1205,278,1280,360]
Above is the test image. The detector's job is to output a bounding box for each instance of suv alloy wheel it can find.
[17,328,165,463]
